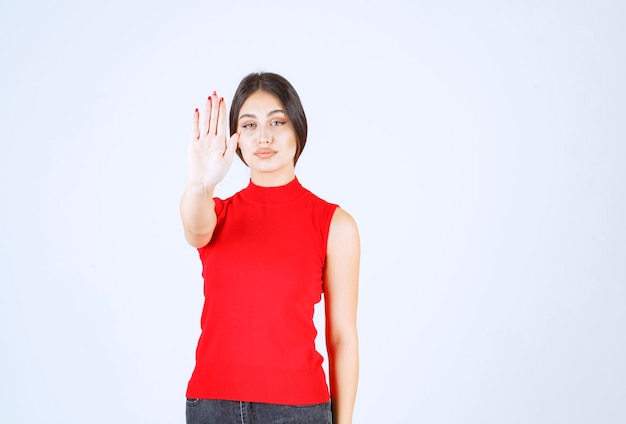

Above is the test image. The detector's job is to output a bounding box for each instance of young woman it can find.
[180,72,359,424]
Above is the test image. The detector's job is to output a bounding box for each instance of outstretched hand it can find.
[188,91,239,188]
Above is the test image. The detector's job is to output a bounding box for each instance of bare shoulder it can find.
[325,207,360,302]
[331,207,358,229]
[328,207,360,248]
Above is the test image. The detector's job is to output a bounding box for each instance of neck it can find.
[250,169,296,187]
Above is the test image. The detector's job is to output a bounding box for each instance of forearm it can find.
[180,182,217,246]
[328,335,359,424]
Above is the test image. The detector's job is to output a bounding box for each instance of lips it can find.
[254,148,277,158]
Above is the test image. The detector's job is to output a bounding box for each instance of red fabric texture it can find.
[186,177,338,405]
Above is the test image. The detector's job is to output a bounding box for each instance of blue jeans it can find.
[186,398,332,424]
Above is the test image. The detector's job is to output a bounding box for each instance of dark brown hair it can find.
[229,72,308,165]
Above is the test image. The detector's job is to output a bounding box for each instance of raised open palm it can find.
[188,91,239,187]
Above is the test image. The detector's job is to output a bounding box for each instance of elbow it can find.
[326,327,359,354]
[184,228,213,248]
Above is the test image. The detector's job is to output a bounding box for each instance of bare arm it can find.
[180,182,218,248]
[180,92,238,248]
[324,207,360,424]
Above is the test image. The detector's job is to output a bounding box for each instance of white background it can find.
[1,0,625,423]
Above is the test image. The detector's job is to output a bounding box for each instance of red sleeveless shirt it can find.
[186,177,338,405]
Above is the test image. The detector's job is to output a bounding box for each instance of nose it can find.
[257,126,272,145]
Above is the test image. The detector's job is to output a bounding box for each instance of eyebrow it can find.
[239,109,286,120]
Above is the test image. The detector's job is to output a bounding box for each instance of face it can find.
[237,90,298,185]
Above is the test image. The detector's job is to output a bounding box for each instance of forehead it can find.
[239,90,284,116]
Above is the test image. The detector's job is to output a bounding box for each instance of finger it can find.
[224,131,239,158]
[190,108,200,141]
[216,96,227,137]
[201,94,213,136]
[208,92,220,136]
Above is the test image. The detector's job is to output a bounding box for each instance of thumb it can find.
[224,131,240,158]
